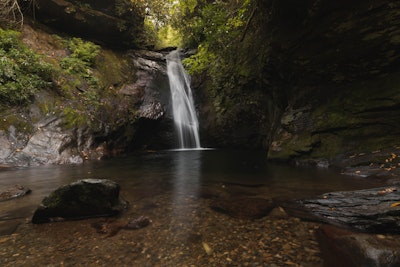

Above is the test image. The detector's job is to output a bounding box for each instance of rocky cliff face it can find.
[0,25,173,167]
[265,0,400,166]
[197,0,400,167]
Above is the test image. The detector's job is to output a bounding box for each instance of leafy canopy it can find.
[156,0,268,120]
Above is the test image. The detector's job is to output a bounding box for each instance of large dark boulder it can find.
[31,0,144,48]
[123,50,176,150]
[317,225,400,267]
[32,179,127,224]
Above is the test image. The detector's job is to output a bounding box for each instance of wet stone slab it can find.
[282,186,400,234]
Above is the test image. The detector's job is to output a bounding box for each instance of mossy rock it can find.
[32,179,127,224]
[0,111,33,134]
[268,131,320,161]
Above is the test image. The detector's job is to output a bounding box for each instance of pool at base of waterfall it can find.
[0,149,388,266]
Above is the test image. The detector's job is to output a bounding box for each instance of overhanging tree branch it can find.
[240,1,258,42]
[239,4,257,42]
[0,0,24,29]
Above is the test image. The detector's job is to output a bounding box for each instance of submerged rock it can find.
[210,197,275,219]
[91,216,150,237]
[125,216,150,229]
[0,185,31,202]
[32,179,127,224]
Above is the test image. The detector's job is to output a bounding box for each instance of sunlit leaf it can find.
[202,242,213,255]
[390,202,400,208]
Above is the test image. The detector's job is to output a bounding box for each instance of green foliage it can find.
[60,37,100,89]
[62,107,87,128]
[182,44,215,74]
[170,0,253,47]
[170,0,260,100]
[155,25,182,49]
[178,0,255,64]
[0,28,53,106]
[57,37,102,128]
[64,37,100,66]
[130,0,183,48]
[171,0,272,124]
[0,111,33,133]
[141,17,159,48]
[60,57,88,75]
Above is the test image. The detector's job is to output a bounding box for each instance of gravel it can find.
[0,192,323,267]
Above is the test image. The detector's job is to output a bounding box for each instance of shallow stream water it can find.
[0,149,385,223]
[0,149,388,266]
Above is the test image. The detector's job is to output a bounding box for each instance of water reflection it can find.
[171,150,202,219]
[0,149,387,225]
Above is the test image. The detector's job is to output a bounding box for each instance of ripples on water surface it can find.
[0,149,384,221]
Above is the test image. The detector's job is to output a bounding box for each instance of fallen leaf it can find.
[378,187,397,195]
[0,237,11,243]
[202,242,213,255]
[390,202,400,208]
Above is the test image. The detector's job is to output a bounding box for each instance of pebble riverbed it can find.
[0,191,323,267]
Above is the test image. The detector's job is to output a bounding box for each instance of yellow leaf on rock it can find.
[390,202,400,208]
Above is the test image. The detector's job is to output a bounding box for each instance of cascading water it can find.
[166,50,201,149]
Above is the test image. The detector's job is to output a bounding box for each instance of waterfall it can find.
[166,50,201,149]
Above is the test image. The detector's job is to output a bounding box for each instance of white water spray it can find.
[166,50,201,149]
